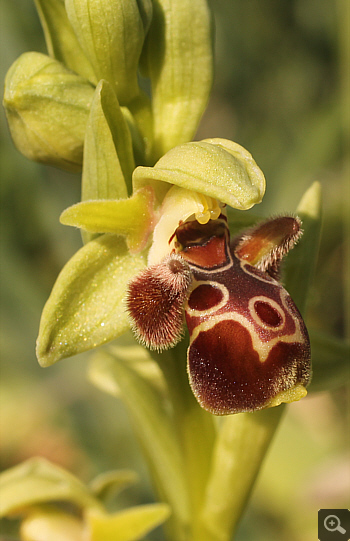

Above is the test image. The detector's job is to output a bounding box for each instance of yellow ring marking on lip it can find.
[186,280,230,318]
[248,295,286,331]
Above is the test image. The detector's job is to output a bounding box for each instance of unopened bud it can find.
[3,52,94,172]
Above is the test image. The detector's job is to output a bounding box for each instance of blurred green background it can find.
[0,1,349,540]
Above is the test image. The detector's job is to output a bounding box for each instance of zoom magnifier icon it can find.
[324,515,346,535]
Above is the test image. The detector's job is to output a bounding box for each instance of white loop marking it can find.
[186,280,230,317]
[248,295,286,331]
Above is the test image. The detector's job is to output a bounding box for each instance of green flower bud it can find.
[3,52,94,172]
[65,0,153,105]
[34,0,96,83]
[141,0,213,160]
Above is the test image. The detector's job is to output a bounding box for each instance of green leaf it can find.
[283,181,322,314]
[3,52,94,172]
[88,351,190,541]
[89,470,138,502]
[36,235,146,367]
[96,335,168,397]
[81,80,135,204]
[60,187,155,253]
[86,504,170,541]
[227,209,262,236]
[308,330,350,392]
[141,0,213,160]
[133,139,266,211]
[33,0,96,83]
[0,457,102,517]
[65,0,151,105]
[199,407,284,541]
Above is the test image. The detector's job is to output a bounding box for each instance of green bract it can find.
[3,52,94,172]
[81,80,135,201]
[0,458,102,516]
[36,235,147,367]
[86,505,170,541]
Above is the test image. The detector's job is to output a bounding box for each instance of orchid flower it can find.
[2,1,323,540]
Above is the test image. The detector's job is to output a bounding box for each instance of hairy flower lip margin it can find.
[126,212,311,415]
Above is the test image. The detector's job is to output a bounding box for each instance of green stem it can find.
[154,339,285,541]
[154,338,216,540]
[198,407,285,541]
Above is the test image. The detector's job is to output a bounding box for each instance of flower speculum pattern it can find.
[127,209,311,415]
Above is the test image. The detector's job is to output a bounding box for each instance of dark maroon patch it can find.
[175,218,230,268]
[188,284,224,311]
[181,235,228,268]
[175,218,227,247]
[254,300,282,327]
[188,320,310,415]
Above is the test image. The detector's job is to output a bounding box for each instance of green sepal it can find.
[3,52,94,172]
[81,80,135,203]
[65,0,151,105]
[141,0,213,161]
[60,187,155,253]
[88,350,190,540]
[133,139,266,210]
[86,504,170,541]
[36,235,146,367]
[89,470,138,502]
[0,457,102,517]
[33,0,96,83]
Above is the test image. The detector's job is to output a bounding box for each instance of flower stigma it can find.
[147,186,225,266]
